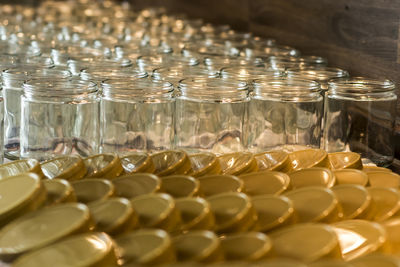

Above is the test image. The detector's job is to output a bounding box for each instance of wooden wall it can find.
[130,0,400,165]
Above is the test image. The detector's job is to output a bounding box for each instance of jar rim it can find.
[328,77,395,93]
[286,66,349,81]
[252,77,321,92]
[23,79,98,96]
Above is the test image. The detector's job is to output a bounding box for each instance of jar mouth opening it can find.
[220,66,283,80]
[204,56,265,67]
[328,77,395,93]
[23,79,98,95]
[101,79,174,93]
[179,78,248,91]
[152,66,220,80]
[80,68,148,81]
[268,55,327,64]
[252,77,321,92]
[286,67,349,81]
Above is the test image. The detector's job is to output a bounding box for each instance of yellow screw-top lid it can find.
[72,179,115,204]
[218,152,258,176]
[252,195,294,232]
[270,223,342,262]
[173,230,224,263]
[289,167,336,189]
[332,220,387,261]
[0,159,44,179]
[199,174,244,197]
[239,171,290,196]
[351,253,400,267]
[43,179,77,206]
[0,173,46,228]
[207,192,257,233]
[220,232,272,261]
[112,173,161,199]
[151,150,192,176]
[188,152,221,177]
[88,197,138,236]
[255,150,290,172]
[0,203,93,262]
[285,186,342,223]
[41,155,87,181]
[334,169,369,186]
[121,152,155,174]
[331,184,371,220]
[362,166,392,173]
[328,152,363,170]
[131,193,181,232]
[366,187,400,222]
[115,229,175,265]
[13,232,118,267]
[175,197,215,231]
[368,171,400,188]
[282,149,329,173]
[84,153,124,179]
[161,175,200,198]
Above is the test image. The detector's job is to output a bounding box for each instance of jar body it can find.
[175,97,249,154]
[20,94,100,160]
[100,98,175,153]
[248,97,323,152]
[4,86,21,159]
[324,92,397,167]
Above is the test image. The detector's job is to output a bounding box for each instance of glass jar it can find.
[101,79,175,153]
[267,55,327,71]
[175,78,250,154]
[20,79,100,160]
[220,66,283,82]
[248,78,323,152]
[2,68,70,159]
[324,78,397,166]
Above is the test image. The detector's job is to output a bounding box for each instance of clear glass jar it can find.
[2,68,70,159]
[101,79,175,153]
[267,55,327,71]
[324,78,397,166]
[248,78,323,152]
[175,78,250,154]
[20,79,100,160]
[220,66,283,82]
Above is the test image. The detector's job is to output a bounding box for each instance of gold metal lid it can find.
[0,159,44,179]
[199,174,244,197]
[43,178,77,206]
[72,179,115,204]
[0,203,93,261]
[84,153,124,179]
[218,152,258,176]
[282,149,329,173]
[41,155,87,181]
[121,152,155,174]
[13,232,117,267]
[328,152,362,170]
[88,197,138,235]
[289,167,336,189]
[112,173,161,199]
[151,150,192,176]
[239,171,290,196]
[188,152,221,177]
[255,150,290,172]
[0,173,46,228]
[115,229,175,265]
[161,175,200,198]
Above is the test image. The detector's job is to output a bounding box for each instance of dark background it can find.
[3,0,400,168]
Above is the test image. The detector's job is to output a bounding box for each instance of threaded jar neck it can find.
[178,78,249,102]
[328,77,397,100]
[2,68,71,88]
[101,78,174,101]
[220,66,283,81]
[286,67,349,83]
[252,77,322,101]
[152,66,219,85]
[23,79,98,99]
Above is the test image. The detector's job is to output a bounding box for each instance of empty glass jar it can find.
[248,78,323,152]
[324,78,397,166]
[101,78,175,153]
[20,79,100,160]
[175,78,250,154]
